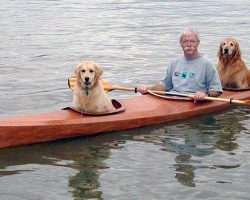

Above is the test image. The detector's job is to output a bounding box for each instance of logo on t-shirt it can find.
[174,71,196,79]
[174,72,180,76]
[181,72,188,78]
[189,72,196,78]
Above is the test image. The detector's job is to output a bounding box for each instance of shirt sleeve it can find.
[206,63,223,93]
[160,62,174,91]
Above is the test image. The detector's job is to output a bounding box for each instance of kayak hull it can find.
[0,90,249,148]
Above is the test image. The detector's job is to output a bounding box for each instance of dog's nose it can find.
[85,77,89,83]
[224,48,229,54]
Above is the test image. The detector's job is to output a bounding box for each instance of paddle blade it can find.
[68,75,76,90]
[67,75,114,92]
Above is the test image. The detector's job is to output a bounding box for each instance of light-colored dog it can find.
[217,38,250,89]
[73,61,114,113]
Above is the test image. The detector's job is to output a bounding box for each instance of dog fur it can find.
[73,61,114,113]
[217,38,250,89]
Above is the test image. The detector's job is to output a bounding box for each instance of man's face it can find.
[180,33,200,57]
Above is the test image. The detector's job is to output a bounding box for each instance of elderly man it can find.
[137,28,223,102]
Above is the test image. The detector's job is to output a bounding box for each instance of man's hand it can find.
[137,86,149,94]
[193,91,207,103]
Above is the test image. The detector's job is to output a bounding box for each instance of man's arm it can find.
[137,83,165,94]
[208,91,222,97]
[193,90,222,103]
[148,84,166,91]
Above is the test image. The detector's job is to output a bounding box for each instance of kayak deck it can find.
[0,90,249,149]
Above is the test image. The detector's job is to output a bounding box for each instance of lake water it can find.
[0,1,250,199]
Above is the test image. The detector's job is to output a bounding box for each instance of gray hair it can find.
[179,28,200,43]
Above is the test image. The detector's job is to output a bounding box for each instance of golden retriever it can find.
[73,61,114,113]
[217,38,250,89]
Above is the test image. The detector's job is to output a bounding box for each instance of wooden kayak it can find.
[0,90,249,149]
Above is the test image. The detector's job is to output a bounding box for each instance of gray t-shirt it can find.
[160,55,223,94]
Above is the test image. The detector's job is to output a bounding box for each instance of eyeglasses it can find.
[181,40,197,45]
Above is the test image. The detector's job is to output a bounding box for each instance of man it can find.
[137,28,223,102]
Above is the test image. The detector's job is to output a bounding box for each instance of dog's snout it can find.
[85,77,89,82]
[224,48,229,54]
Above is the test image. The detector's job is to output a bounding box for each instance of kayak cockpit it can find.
[62,99,125,116]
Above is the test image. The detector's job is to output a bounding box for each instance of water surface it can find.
[0,1,250,199]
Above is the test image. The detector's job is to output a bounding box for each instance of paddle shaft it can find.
[68,76,250,106]
[110,85,137,92]
[109,85,249,106]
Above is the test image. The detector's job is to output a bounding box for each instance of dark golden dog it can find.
[217,38,250,89]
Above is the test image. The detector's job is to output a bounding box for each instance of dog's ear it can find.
[218,42,223,59]
[233,40,241,59]
[75,63,83,81]
[94,64,103,79]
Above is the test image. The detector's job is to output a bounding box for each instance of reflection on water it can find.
[0,107,249,199]
[68,147,109,199]
[0,139,109,199]
[174,154,196,187]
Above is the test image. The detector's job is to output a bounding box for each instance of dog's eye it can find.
[230,43,234,46]
[81,69,85,73]
[89,69,94,73]
[223,43,226,46]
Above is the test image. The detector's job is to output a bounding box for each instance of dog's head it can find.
[75,61,103,89]
[218,38,241,62]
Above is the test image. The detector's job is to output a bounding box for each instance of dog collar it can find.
[83,86,89,96]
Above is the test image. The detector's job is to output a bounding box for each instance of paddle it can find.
[68,75,250,106]
[68,75,136,92]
